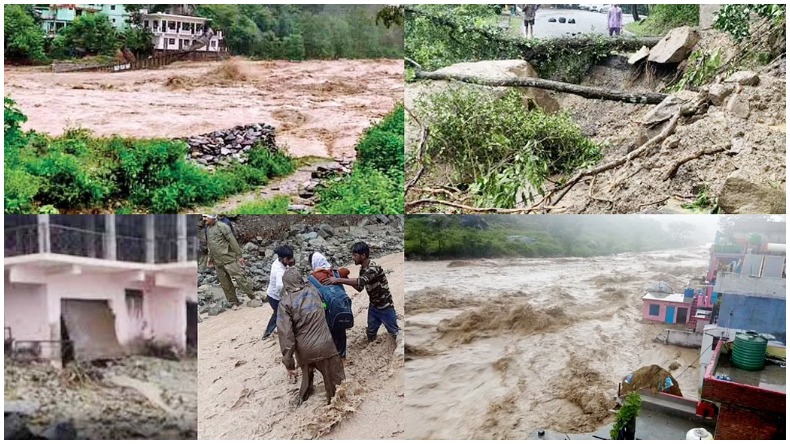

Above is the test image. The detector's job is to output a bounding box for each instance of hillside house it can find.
[34,4,130,35]
[140,12,225,53]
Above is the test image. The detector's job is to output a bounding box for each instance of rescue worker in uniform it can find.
[204,214,262,308]
[277,268,345,405]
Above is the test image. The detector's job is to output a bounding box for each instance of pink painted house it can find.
[642,288,692,325]
[4,215,198,367]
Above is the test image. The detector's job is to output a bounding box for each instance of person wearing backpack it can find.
[263,245,295,340]
[307,252,353,358]
[321,242,399,343]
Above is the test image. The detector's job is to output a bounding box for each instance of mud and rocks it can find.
[405,246,709,439]
[197,215,404,313]
[184,123,277,167]
[3,356,197,439]
[621,364,683,397]
[197,253,404,439]
[405,28,785,214]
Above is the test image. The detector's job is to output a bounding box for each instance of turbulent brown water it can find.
[404,247,707,439]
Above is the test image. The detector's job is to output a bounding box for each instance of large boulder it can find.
[432,60,561,113]
[718,170,786,214]
[725,70,760,86]
[648,26,700,64]
[707,83,735,107]
[725,93,750,119]
[628,46,650,65]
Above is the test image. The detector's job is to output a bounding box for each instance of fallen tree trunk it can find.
[415,70,669,104]
[404,6,661,60]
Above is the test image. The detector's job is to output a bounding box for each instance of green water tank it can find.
[732,332,768,371]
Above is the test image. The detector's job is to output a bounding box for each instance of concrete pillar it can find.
[145,216,155,264]
[37,215,51,253]
[177,214,188,262]
[700,5,721,30]
[105,215,117,261]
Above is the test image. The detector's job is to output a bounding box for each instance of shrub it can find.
[247,146,295,177]
[356,104,404,177]
[316,167,403,214]
[236,196,291,214]
[27,151,112,208]
[418,88,600,207]
[4,167,40,213]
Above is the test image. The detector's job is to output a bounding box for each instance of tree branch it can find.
[415,70,669,104]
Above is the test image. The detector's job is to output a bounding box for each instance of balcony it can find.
[5,215,198,264]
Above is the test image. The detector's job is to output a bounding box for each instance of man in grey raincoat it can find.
[277,268,345,405]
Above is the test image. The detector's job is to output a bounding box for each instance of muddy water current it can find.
[405,246,709,439]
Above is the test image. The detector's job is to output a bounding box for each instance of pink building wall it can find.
[4,282,49,342]
[4,254,196,363]
[642,300,691,324]
[148,287,187,350]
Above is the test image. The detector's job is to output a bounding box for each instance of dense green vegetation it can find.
[4,5,48,62]
[405,5,638,83]
[4,5,154,62]
[405,215,707,260]
[714,4,786,42]
[4,98,294,213]
[316,105,404,214]
[416,89,600,208]
[625,4,699,36]
[195,4,402,60]
[4,4,401,63]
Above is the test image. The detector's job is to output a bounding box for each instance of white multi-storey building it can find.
[140,11,225,52]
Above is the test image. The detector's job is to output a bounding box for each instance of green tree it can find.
[120,26,154,56]
[51,13,119,57]
[4,5,47,62]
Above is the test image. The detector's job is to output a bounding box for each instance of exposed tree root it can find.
[661,146,728,181]
[549,110,682,208]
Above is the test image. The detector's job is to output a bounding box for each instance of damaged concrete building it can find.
[4,215,199,367]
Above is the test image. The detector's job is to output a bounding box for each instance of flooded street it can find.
[405,246,709,439]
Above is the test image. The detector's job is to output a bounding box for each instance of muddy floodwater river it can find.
[404,246,709,439]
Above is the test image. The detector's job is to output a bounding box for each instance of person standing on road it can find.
[204,214,260,310]
[321,242,400,343]
[263,245,295,340]
[277,268,345,405]
[608,4,623,36]
[519,4,539,39]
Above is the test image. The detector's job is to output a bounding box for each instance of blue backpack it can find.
[307,271,354,330]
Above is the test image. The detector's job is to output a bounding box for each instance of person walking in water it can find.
[277,268,345,405]
[263,245,295,340]
[519,4,539,39]
[608,4,624,37]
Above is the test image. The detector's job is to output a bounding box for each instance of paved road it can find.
[506,7,636,38]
